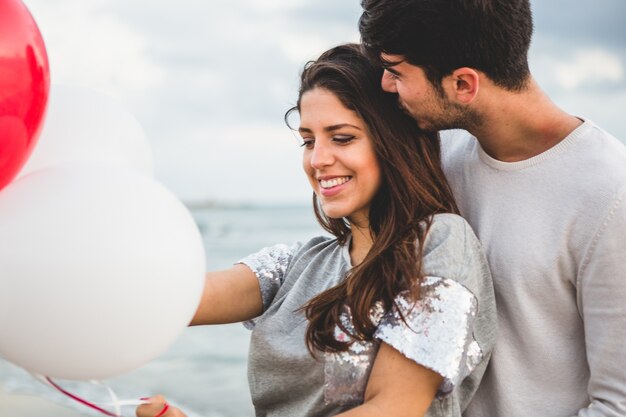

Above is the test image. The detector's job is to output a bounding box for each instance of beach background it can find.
[1,0,625,416]
[0,205,327,417]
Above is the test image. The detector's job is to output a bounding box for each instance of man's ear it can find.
[446,67,480,104]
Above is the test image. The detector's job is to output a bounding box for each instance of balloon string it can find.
[94,379,121,416]
[38,376,164,417]
[44,376,120,416]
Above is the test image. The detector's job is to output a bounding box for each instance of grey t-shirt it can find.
[240,213,496,417]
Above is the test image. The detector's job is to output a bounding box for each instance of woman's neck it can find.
[349,224,374,266]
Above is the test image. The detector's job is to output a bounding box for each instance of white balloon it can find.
[0,164,205,380]
[17,84,154,178]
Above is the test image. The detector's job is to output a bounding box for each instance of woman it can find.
[137,44,495,417]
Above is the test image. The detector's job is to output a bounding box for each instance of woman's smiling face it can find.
[299,87,381,227]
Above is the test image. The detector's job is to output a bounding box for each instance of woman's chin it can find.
[320,207,349,221]
[323,212,346,220]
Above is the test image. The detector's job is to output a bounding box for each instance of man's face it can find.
[380,53,468,132]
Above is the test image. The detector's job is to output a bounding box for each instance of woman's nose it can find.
[309,142,334,169]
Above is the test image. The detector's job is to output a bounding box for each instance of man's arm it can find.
[576,191,626,416]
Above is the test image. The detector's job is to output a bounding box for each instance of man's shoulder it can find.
[439,129,475,148]
[439,129,477,170]
[579,120,626,173]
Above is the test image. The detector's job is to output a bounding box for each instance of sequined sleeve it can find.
[238,242,301,311]
[373,276,482,398]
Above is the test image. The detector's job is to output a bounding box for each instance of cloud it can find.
[553,49,624,90]
[528,0,626,143]
[532,0,626,49]
[20,0,626,204]
[26,0,165,98]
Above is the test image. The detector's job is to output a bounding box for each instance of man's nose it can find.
[381,70,397,93]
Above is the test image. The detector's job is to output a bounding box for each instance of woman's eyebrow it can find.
[325,123,361,132]
[298,124,361,133]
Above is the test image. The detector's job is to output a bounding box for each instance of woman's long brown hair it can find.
[286,44,458,354]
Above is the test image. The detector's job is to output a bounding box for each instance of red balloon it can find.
[0,0,50,191]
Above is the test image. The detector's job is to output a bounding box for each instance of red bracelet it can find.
[154,402,170,417]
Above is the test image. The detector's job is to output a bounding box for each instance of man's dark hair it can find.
[359,0,534,91]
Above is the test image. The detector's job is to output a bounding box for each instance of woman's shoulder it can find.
[291,234,339,257]
[239,235,338,273]
[278,234,344,267]
[421,213,491,291]
[429,212,470,228]
[424,213,477,252]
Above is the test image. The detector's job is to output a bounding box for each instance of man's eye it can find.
[385,69,400,80]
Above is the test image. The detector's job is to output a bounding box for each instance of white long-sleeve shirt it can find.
[442,120,626,417]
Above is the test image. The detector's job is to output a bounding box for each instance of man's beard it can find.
[397,97,483,133]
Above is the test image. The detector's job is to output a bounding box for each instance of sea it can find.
[0,205,327,417]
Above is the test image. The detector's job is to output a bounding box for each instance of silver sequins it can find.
[238,243,299,329]
[325,276,482,403]
[239,243,299,310]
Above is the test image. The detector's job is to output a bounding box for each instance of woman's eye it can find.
[333,136,355,144]
[300,138,314,149]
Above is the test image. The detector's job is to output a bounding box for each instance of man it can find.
[359,1,626,416]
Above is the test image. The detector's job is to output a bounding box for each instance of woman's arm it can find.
[337,342,442,417]
[135,344,442,417]
[190,264,263,325]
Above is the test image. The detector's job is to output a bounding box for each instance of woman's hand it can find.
[136,395,187,417]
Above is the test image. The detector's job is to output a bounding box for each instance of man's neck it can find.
[468,78,583,162]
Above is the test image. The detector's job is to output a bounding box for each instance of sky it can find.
[22,0,626,206]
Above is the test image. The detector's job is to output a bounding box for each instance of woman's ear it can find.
[445,67,480,104]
